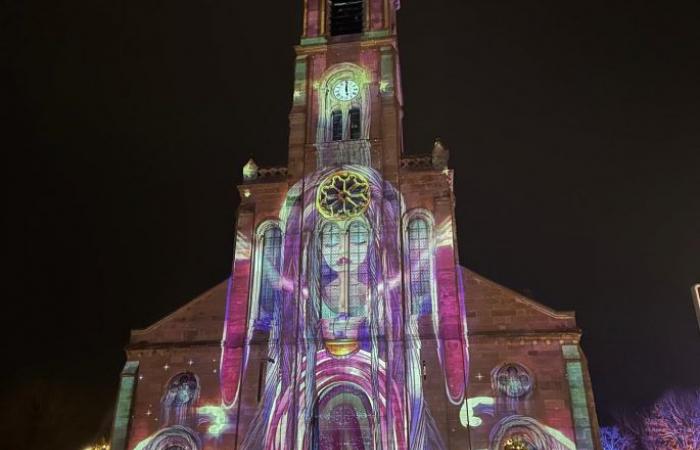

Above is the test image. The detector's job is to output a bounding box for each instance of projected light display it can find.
[126,125,589,450]
[119,1,598,447]
[217,165,465,449]
[127,89,587,450]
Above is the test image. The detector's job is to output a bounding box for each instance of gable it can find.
[126,267,579,347]
[129,281,228,347]
[462,267,578,334]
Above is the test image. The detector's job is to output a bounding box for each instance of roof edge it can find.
[461,266,576,320]
[130,279,229,338]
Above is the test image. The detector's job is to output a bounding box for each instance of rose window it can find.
[317,171,370,220]
[492,363,534,398]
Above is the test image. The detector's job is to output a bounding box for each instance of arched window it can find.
[330,0,364,36]
[492,363,534,398]
[257,225,283,324]
[320,221,369,318]
[161,373,199,427]
[321,222,343,318]
[331,110,343,141]
[349,107,361,140]
[348,221,369,317]
[407,217,433,314]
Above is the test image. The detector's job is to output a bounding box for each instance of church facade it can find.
[109,1,601,449]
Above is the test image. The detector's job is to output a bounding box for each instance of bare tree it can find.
[640,389,700,450]
[600,426,635,450]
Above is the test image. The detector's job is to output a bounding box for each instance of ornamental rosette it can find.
[317,171,371,221]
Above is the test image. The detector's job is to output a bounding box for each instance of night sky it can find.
[3,0,700,448]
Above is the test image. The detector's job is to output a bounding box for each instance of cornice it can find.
[295,36,397,55]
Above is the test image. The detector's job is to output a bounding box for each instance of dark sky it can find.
[3,0,700,448]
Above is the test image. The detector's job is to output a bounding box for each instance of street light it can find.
[83,441,109,450]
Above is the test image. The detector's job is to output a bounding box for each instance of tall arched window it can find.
[349,107,361,140]
[320,221,369,319]
[348,221,369,317]
[407,217,433,315]
[321,223,343,318]
[258,225,282,324]
[331,110,343,141]
[330,0,364,36]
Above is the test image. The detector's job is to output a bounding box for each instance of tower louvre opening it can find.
[330,0,364,36]
[331,110,343,141]
[349,107,361,139]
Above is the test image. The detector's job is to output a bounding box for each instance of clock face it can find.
[332,79,360,101]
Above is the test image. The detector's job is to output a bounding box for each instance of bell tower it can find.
[287,0,404,185]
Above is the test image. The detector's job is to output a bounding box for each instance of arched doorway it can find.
[312,384,374,450]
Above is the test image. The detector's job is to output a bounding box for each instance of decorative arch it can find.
[160,372,200,427]
[250,220,283,329]
[402,208,438,316]
[312,383,375,450]
[316,63,371,143]
[262,349,408,450]
[489,416,572,450]
[136,425,201,450]
[491,363,535,399]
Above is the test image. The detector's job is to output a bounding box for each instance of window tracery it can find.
[317,171,371,221]
[407,217,433,315]
[320,220,369,319]
[257,225,283,324]
[492,363,534,398]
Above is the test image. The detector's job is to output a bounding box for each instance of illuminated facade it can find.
[110,1,601,449]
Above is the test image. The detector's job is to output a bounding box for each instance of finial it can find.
[243,158,259,181]
[432,138,449,170]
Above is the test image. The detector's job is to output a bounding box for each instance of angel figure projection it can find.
[220,166,467,450]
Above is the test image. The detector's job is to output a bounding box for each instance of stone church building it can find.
[109,1,601,449]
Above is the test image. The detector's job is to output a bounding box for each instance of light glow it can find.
[198,405,230,437]
[461,396,495,428]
